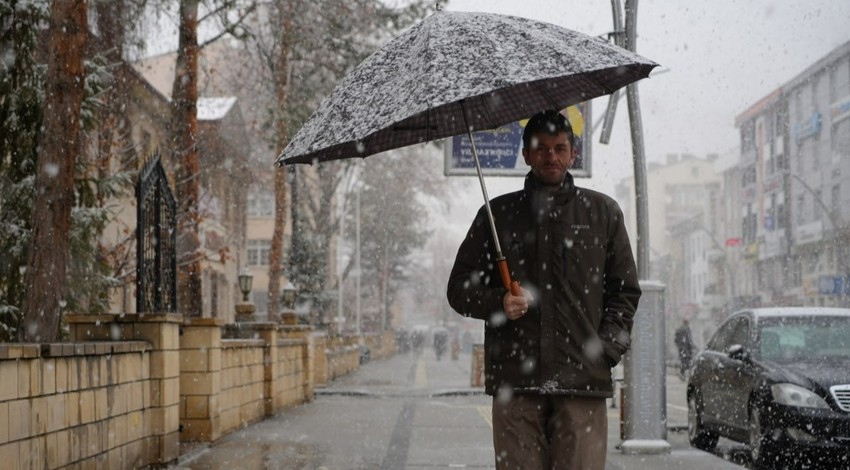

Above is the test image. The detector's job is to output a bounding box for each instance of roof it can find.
[197,97,237,121]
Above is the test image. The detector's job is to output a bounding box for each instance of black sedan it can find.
[687,307,850,468]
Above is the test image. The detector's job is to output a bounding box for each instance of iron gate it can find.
[136,155,177,313]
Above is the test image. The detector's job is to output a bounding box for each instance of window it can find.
[247,191,274,217]
[209,271,219,317]
[741,121,755,151]
[797,194,805,225]
[777,200,787,229]
[247,239,271,266]
[742,204,758,244]
[766,194,776,232]
[708,317,750,352]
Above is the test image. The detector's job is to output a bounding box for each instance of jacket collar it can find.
[523,171,577,204]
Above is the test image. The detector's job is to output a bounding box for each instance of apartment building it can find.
[734,39,850,307]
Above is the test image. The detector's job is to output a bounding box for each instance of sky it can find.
[433,0,850,245]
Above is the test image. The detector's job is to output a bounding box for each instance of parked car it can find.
[687,307,850,468]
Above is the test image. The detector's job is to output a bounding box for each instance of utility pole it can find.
[610,0,671,455]
[625,0,650,279]
[355,180,362,336]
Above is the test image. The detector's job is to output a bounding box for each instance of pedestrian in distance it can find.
[674,319,695,379]
[447,110,642,470]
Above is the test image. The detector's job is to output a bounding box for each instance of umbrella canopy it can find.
[276,10,657,166]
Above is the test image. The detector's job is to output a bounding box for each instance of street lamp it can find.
[280,281,298,325]
[281,281,297,310]
[238,270,253,303]
[235,269,256,322]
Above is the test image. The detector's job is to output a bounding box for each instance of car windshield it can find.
[759,315,850,361]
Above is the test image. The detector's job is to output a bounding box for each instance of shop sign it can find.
[831,95,850,124]
[793,111,822,143]
[795,220,823,245]
[818,276,845,296]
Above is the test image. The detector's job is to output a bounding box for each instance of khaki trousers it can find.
[492,395,608,470]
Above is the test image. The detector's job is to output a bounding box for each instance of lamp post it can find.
[235,269,256,322]
[280,281,298,325]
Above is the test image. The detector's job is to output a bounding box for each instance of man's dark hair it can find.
[522,109,575,149]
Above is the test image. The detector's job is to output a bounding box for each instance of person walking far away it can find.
[447,110,642,470]
[674,319,694,379]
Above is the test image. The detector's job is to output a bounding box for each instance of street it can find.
[172,347,752,470]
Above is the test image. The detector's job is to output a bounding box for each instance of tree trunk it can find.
[267,1,293,319]
[170,0,203,317]
[19,0,88,342]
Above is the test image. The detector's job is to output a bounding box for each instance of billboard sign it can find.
[444,102,592,177]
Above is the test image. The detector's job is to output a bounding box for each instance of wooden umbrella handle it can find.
[497,258,522,297]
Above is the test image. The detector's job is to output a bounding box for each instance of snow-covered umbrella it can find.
[276,10,657,294]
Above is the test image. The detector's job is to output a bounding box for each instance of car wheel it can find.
[748,406,778,469]
[688,393,718,451]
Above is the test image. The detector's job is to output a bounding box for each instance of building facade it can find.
[734,39,850,307]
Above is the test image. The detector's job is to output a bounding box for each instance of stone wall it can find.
[219,339,265,434]
[0,315,371,468]
[0,314,183,469]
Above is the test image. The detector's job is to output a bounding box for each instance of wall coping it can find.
[65,313,184,324]
[0,341,151,359]
[277,338,307,347]
[221,338,265,349]
[280,325,313,333]
[183,317,228,327]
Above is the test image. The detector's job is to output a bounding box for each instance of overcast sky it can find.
[433,0,850,245]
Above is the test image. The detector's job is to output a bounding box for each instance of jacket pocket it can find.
[562,231,607,292]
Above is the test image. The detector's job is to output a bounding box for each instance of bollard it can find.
[620,280,671,454]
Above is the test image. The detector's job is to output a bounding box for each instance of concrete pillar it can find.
[280,325,315,402]
[179,318,224,442]
[66,313,183,465]
[251,324,279,416]
[621,281,671,454]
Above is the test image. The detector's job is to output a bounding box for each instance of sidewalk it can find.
[173,350,746,469]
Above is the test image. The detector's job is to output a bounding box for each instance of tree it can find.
[169,0,204,317]
[0,1,47,341]
[266,0,294,320]
[339,147,450,330]
[277,0,434,324]
[19,0,88,342]
[1,1,141,341]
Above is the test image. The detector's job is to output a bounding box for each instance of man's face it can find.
[522,131,576,186]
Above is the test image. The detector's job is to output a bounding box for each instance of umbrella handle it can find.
[497,259,522,297]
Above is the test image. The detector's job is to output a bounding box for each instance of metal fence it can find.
[136,155,177,313]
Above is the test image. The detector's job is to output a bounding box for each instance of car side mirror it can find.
[727,344,750,362]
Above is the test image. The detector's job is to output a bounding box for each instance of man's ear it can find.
[522,148,530,166]
[569,147,578,167]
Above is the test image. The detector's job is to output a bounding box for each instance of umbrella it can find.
[276,10,657,294]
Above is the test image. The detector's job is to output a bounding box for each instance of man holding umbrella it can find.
[447,110,641,469]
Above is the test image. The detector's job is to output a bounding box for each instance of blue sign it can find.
[444,102,591,178]
[794,112,822,143]
[818,275,845,295]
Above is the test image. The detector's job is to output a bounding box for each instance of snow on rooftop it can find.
[197,97,237,121]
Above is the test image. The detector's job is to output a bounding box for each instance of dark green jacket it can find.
[447,173,641,397]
